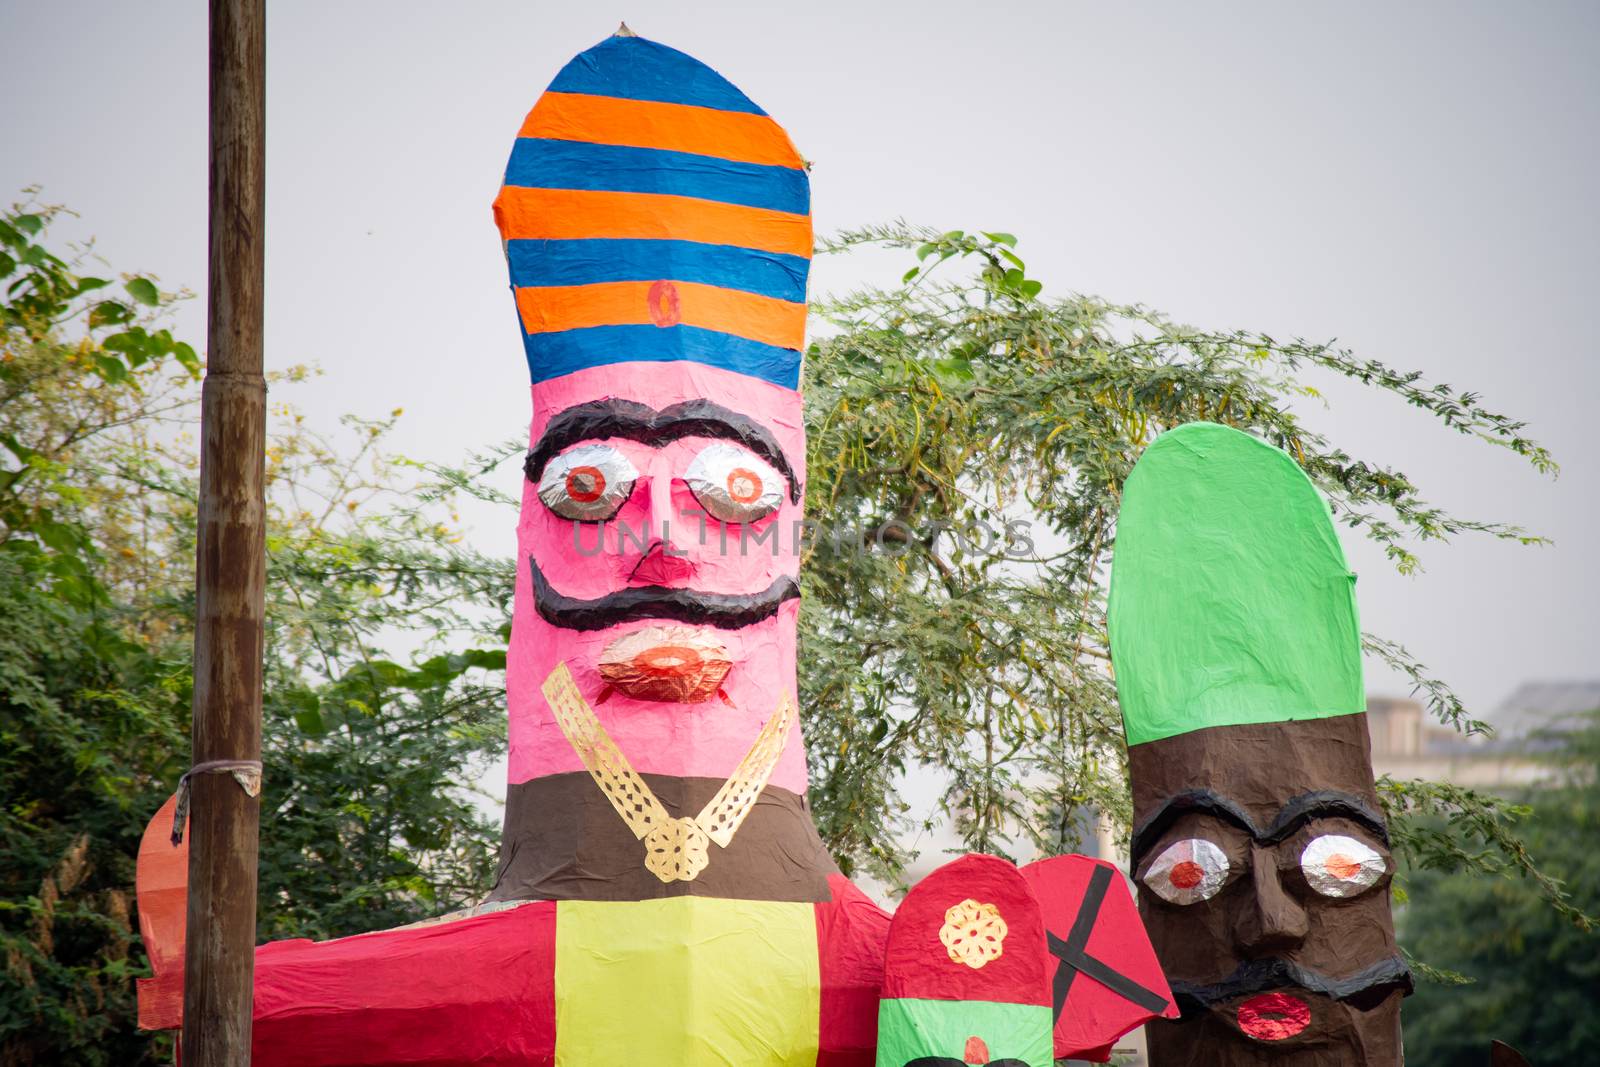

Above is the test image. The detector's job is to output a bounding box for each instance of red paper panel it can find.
[250,902,557,1066]
[1021,855,1178,1062]
[817,873,892,1064]
[881,853,1050,1006]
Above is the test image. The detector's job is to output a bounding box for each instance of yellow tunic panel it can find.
[554,896,820,1066]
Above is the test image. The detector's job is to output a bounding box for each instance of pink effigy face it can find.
[506,360,809,794]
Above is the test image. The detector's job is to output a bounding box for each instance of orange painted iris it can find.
[726,468,761,504]
[1325,852,1361,880]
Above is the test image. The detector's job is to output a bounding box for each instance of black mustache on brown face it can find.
[1170,955,1413,1014]
[529,555,800,631]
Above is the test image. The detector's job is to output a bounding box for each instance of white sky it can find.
[5,0,1597,735]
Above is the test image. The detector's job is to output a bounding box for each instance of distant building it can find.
[1366,680,1599,790]
[1493,679,1600,738]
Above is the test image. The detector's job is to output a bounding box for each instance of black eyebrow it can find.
[1261,790,1389,847]
[524,398,800,503]
[1131,790,1256,862]
[1132,789,1388,862]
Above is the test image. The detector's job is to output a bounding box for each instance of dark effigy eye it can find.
[1142,838,1229,905]
[1300,834,1386,897]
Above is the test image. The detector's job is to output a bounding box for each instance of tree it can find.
[798,223,1570,905]
[1,199,200,1065]
[1396,710,1600,1065]
[0,199,510,1063]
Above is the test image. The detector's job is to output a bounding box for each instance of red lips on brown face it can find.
[596,625,732,703]
[1236,992,1310,1041]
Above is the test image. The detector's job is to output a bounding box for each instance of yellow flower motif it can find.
[939,898,1008,969]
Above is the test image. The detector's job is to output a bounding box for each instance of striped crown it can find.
[493,33,811,391]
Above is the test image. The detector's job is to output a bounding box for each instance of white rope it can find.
[170,759,263,845]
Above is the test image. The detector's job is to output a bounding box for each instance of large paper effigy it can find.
[1109,422,1411,1066]
[135,31,1176,1066]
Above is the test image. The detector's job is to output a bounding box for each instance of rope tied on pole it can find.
[171,760,263,846]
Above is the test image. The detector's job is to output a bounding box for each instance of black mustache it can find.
[1171,955,1413,1012]
[529,555,800,631]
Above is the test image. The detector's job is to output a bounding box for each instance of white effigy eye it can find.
[1300,834,1386,897]
[538,444,639,521]
[685,442,784,524]
[1142,838,1229,905]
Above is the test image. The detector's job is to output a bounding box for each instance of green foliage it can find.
[0,199,509,1062]
[0,556,187,1066]
[253,439,513,938]
[1380,776,1591,932]
[1397,711,1600,1065]
[1,198,198,1065]
[801,222,1556,883]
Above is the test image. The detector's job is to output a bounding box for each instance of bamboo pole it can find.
[182,0,266,1062]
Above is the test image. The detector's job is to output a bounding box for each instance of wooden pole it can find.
[182,0,265,1062]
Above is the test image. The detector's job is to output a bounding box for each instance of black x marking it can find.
[1048,865,1172,1020]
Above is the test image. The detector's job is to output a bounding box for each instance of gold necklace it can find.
[542,662,795,883]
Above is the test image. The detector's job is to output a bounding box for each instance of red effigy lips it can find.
[597,625,733,703]
[1236,992,1311,1041]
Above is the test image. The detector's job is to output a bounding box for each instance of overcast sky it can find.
[5,0,1596,731]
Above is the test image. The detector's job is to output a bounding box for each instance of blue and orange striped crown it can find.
[493,32,811,391]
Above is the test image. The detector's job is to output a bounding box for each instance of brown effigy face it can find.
[1128,713,1409,1066]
